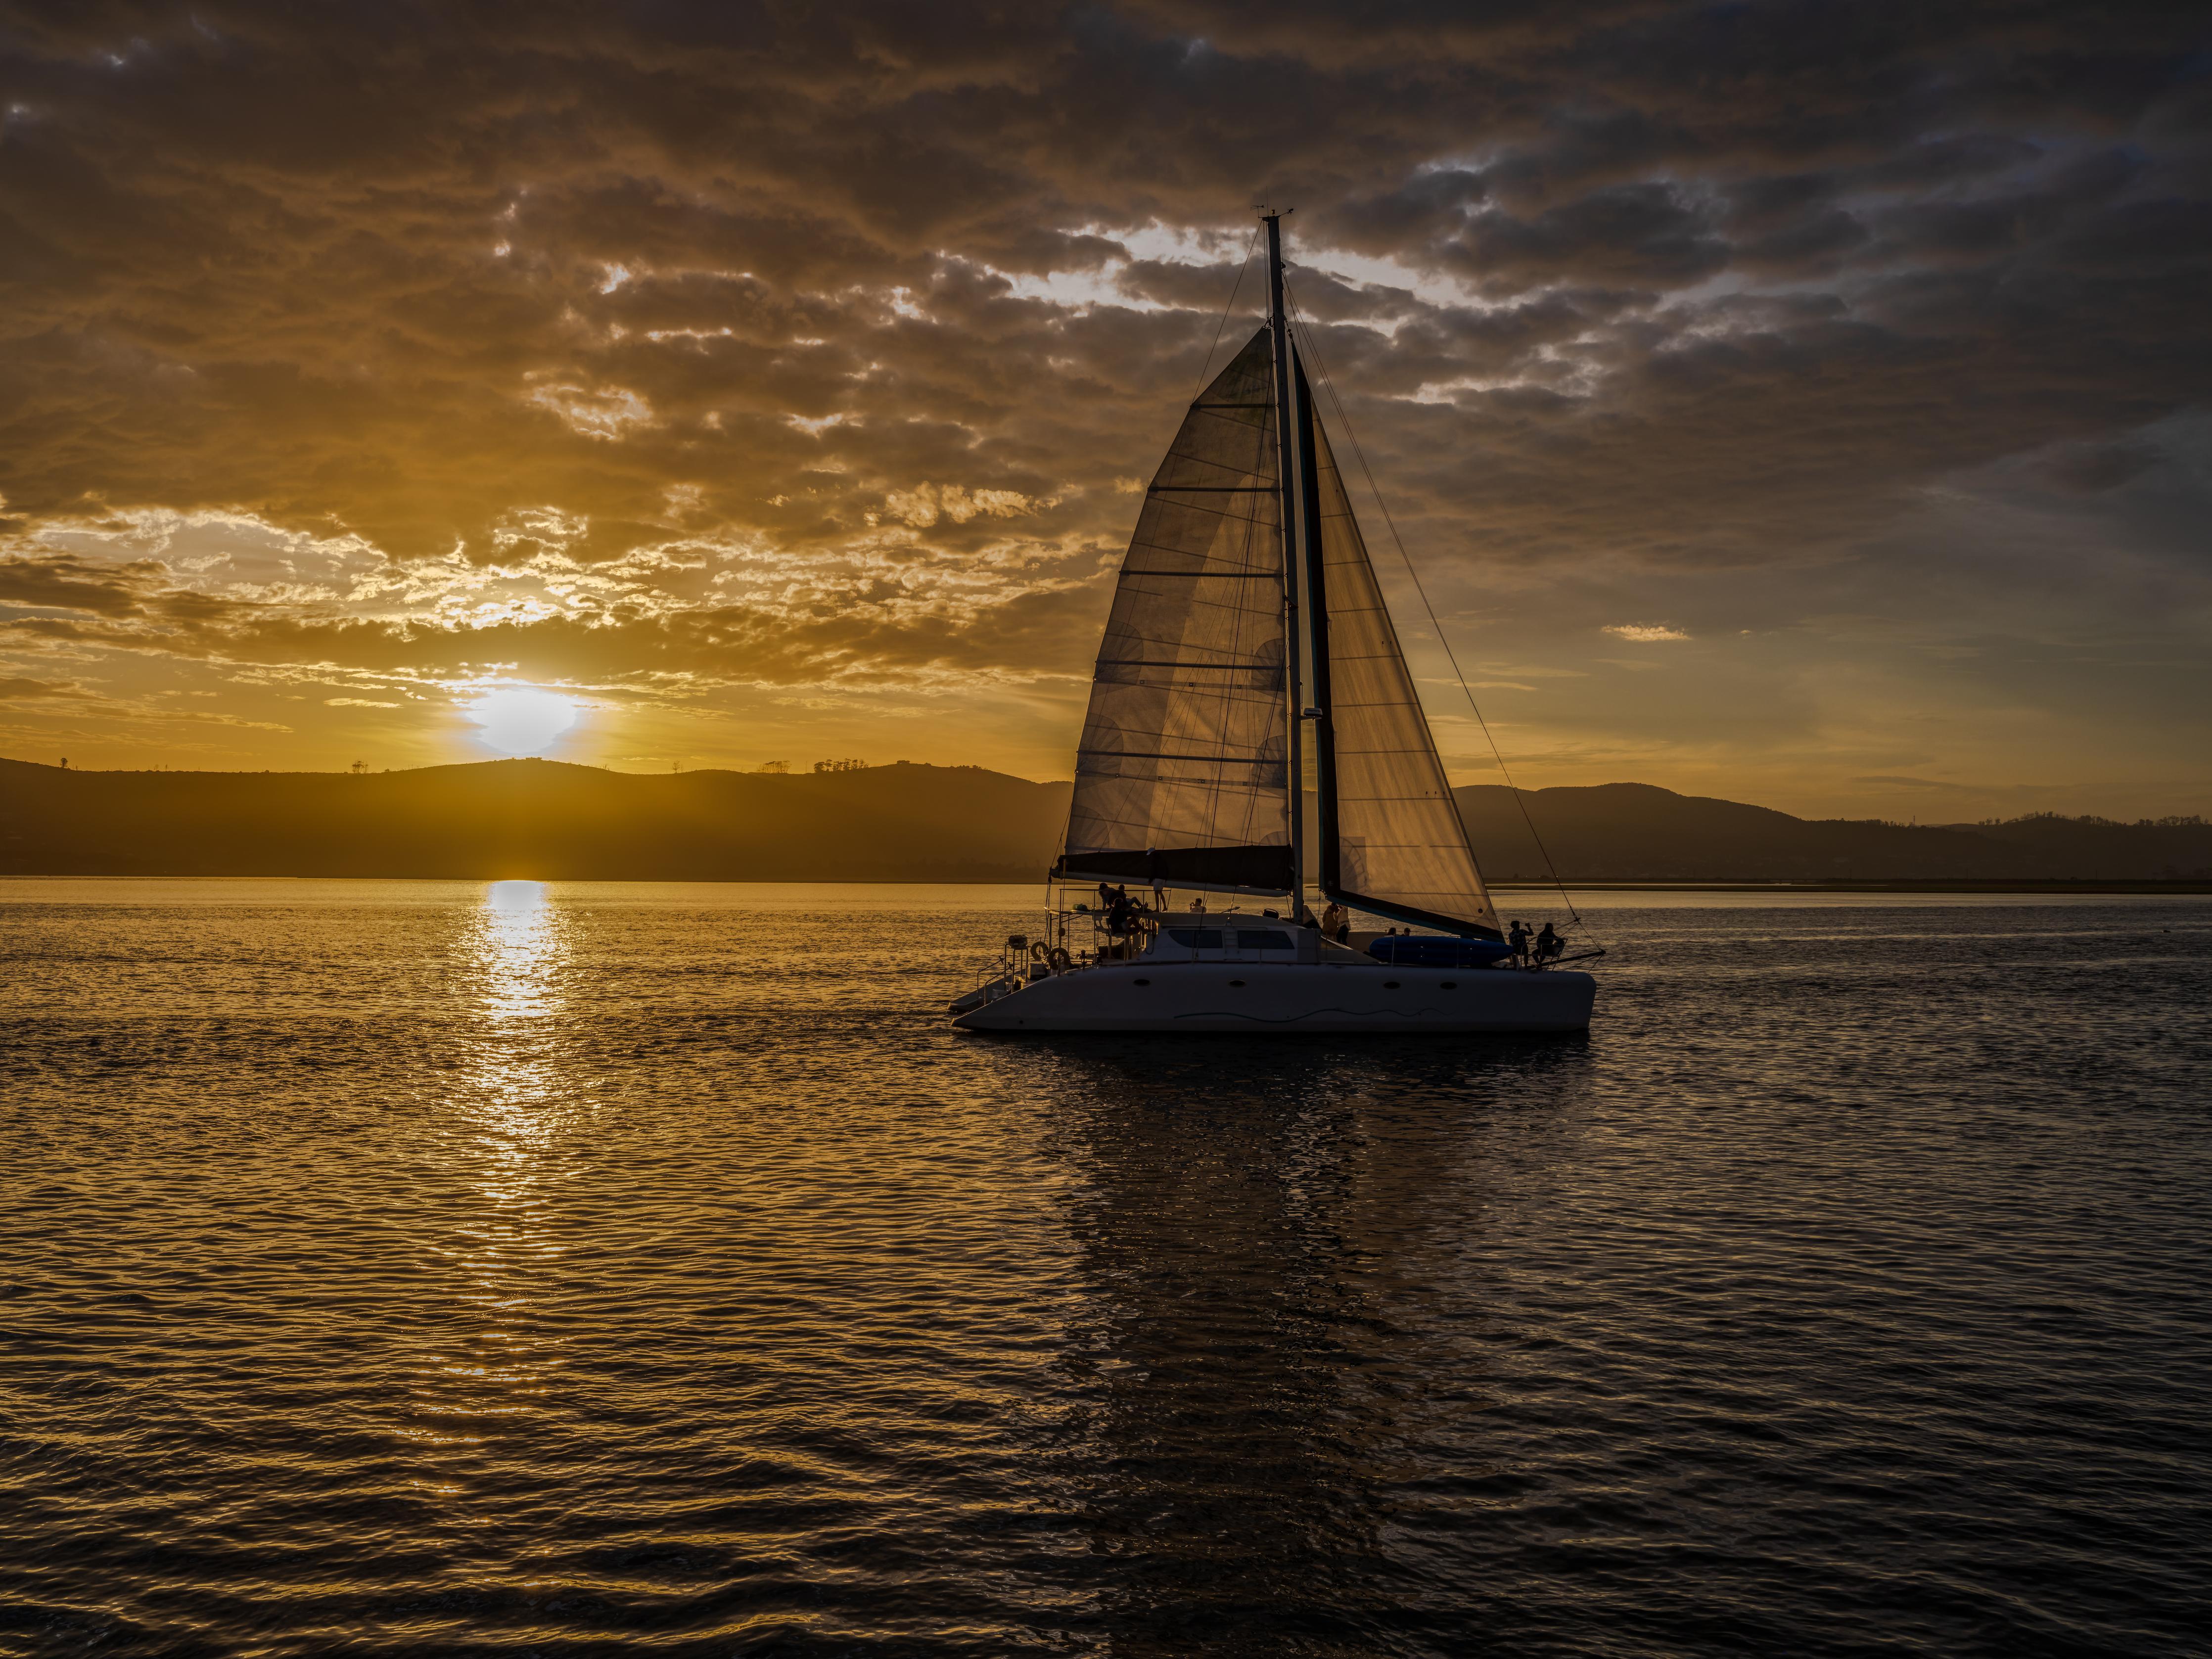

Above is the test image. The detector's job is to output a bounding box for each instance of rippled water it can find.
[2,880,2208,1657]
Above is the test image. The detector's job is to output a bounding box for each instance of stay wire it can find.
[1189,224,1263,404]
[1284,280,1594,941]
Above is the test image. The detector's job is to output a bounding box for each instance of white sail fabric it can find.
[1307,398,1501,934]
[1060,327,1293,893]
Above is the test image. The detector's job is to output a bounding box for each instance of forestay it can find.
[1301,361,1502,937]
[1057,327,1295,894]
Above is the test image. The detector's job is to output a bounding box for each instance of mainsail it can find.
[1055,292,1503,934]
[1056,327,1295,893]
[1297,359,1502,938]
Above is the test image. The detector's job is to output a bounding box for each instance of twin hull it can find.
[952,962,1595,1034]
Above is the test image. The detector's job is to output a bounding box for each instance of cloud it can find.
[878,483,1049,528]
[527,384,657,441]
[0,2,2205,803]
[0,553,169,618]
[0,674,95,700]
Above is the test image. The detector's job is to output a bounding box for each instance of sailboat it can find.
[952,215,1597,1034]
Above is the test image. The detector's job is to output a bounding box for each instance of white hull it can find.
[952,961,1594,1034]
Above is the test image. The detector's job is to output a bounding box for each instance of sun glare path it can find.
[468,688,579,756]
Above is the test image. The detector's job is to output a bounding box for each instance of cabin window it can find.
[1165,928,1225,949]
[1236,930,1295,950]
[1382,980,1400,989]
[1440,981,1458,990]
[1227,979,1245,988]
[1133,978,1151,986]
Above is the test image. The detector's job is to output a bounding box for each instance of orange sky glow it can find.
[2,5,2207,822]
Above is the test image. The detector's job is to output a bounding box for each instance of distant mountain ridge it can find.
[1453,782,2212,882]
[2,757,2206,882]
[0,757,1072,881]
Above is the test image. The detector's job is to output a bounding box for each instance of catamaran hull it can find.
[952,964,1594,1034]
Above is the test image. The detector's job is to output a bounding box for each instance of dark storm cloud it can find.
[0,0,2207,707]
[1441,184,1732,288]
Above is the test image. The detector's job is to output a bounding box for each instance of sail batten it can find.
[1056,327,1294,894]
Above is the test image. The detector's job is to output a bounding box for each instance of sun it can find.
[467,687,580,756]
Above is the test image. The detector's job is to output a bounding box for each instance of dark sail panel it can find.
[1060,327,1291,891]
[1300,360,1501,937]
[1053,843,1296,892]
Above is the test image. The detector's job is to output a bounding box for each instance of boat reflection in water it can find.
[1032,1034,1594,1650]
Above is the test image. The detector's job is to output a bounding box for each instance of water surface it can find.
[3,881,2208,1656]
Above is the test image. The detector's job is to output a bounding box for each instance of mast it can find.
[1294,356,1336,898]
[1263,210,1304,915]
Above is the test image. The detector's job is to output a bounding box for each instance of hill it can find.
[1949,812,2212,878]
[1455,783,2212,882]
[2,758,2205,883]
[0,757,1073,881]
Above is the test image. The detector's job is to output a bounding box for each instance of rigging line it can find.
[1189,224,1263,405]
[1284,281,1591,935]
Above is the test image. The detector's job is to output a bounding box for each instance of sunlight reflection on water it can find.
[1,884,2207,1657]
[414,878,587,1529]
[478,879,560,1022]
[463,877,574,1177]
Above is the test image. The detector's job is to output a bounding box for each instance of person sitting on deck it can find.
[1534,922,1562,963]
[1508,920,1531,963]
[1322,901,1348,942]
[1104,889,1138,936]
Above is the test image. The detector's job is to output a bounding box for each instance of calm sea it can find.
[2,880,2208,1658]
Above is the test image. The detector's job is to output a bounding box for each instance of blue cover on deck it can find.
[1366,935,1514,968]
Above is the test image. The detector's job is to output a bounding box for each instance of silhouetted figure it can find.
[1105,889,1137,936]
[1534,922,1561,964]
[1508,920,1530,963]
[1322,901,1347,942]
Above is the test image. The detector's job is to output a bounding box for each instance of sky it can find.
[1,1,2207,822]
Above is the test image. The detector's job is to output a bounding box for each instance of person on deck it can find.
[1322,901,1348,942]
[1534,922,1561,963]
[1112,895,1137,933]
[1508,920,1531,963]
